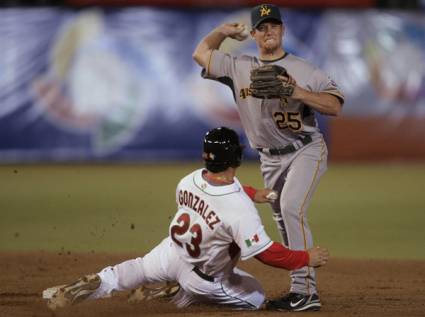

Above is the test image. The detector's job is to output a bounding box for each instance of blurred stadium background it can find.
[1,0,424,260]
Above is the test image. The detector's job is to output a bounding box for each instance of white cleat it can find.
[128,282,180,303]
[43,274,101,310]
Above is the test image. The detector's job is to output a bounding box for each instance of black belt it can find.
[193,267,214,282]
[257,135,312,156]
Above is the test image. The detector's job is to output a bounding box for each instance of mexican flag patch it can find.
[245,234,259,247]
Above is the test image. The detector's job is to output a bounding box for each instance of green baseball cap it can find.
[251,4,282,29]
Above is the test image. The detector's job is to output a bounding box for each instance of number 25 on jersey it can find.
[273,111,303,131]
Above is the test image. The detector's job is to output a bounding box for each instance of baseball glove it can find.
[250,65,295,99]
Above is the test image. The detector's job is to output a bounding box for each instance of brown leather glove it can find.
[250,65,295,99]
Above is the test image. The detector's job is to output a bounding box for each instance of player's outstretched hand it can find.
[307,246,330,268]
[253,189,278,203]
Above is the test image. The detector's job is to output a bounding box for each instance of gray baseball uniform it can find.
[202,50,344,295]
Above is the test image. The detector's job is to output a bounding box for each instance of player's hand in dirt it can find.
[308,246,330,267]
[254,189,278,203]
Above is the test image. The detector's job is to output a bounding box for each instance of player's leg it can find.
[94,237,180,297]
[266,139,327,313]
[259,153,290,247]
[260,139,327,311]
[280,139,327,296]
[268,172,289,245]
[177,266,265,310]
[45,237,182,310]
[218,267,266,309]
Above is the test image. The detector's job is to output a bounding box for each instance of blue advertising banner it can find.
[1,8,424,162]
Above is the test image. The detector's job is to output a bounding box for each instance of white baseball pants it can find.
[91,237,265,310]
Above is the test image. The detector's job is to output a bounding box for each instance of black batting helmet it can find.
[203,127,243,173]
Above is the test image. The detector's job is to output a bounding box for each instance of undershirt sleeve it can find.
[255,241,309,270]
[242,185,257,201]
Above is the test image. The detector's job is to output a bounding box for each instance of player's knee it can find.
[281,201,303,217]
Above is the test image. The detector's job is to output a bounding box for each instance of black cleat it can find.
[266,292,321,312]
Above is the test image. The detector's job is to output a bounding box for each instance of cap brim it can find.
[252,17,282,29]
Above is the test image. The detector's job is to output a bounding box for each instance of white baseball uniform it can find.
[202,50,344,295]
[89,168,273,309]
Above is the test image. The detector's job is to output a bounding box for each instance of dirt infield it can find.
[1,252,424,317]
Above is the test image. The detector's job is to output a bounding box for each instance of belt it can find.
[193,267,214,282]
[257,135,312,156]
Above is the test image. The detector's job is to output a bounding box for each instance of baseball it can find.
[234,23,249,41]
[266,191,278,201]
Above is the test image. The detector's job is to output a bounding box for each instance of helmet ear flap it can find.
[231,144,243,168]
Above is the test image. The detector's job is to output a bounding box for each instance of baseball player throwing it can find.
[43,127,329,311]
[193,4,344,311]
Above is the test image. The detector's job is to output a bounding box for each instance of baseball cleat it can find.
[128,282,180,303]
[266,292,321,312]
[44,274,101,310]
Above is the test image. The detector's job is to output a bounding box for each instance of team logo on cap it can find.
[260,5,271,17]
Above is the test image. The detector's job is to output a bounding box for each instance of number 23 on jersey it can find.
[170,213,203,258]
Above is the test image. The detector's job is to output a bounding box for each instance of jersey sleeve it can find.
[201,49,235,80]
[230,206,273,261]
[307,68,345,104]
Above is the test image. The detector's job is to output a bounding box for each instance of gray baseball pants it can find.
[259,136,328,295]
